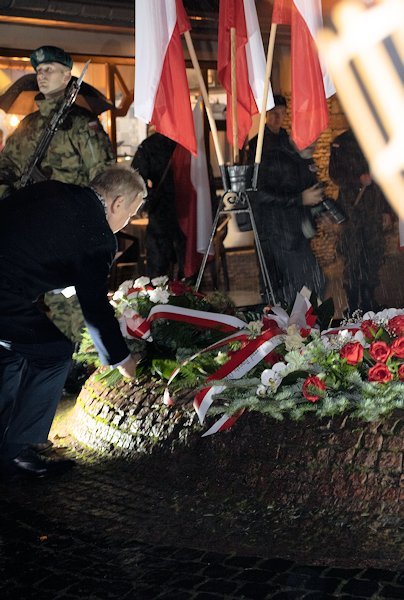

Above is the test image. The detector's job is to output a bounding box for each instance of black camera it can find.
[310,197,347,225]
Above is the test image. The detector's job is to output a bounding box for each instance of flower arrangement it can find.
[75,276,243,383]
[111,276,207,322]
[172,303,404,425]
[76,281,404,428]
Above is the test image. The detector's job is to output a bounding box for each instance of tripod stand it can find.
[195,165,277,306]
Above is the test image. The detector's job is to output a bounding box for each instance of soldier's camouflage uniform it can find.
[0,94,115,341]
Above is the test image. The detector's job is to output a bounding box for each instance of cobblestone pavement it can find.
[1,396,403,600]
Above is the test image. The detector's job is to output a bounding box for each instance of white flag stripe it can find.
[148,304,247,330]
[195,385,226,424]
[196,334,284,424]
[191,98,214,254]
[293,0,336,98]
[134,0,177,122]
[201,414,231,437]
[243,0,274,112]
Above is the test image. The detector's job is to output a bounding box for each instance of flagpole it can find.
[230,27,239,163]
[252,23,277,189]
[184,30,228,191]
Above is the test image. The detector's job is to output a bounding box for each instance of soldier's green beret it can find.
[30,46,73,70]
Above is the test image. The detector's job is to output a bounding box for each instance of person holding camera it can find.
[247,95,326,306]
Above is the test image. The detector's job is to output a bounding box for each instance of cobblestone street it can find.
[0,396,403,599]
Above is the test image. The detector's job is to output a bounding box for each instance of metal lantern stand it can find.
[195,164,277,306]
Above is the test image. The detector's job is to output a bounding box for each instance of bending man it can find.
[0,165,146,479]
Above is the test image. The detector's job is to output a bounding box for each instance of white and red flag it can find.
[172,97,214,278]
[272,0,335,149]
[134,0,197,155]
[218,0,274,149]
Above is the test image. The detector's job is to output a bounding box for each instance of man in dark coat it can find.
[248,95,325,306]
[329,128,392,314]
[131,132,186,279]
[0,165,146,478]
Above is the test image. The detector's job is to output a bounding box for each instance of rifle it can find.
[20,60,91,188]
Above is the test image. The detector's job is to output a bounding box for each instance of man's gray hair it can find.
[90,164,147,204]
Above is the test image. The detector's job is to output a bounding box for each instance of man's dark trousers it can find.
[0,292,73,461]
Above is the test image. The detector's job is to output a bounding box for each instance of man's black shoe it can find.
[1,448,75,479]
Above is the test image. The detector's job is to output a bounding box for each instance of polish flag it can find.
[134,0,197,155]
[218,0,274,149]
[272,0,335,149]
[172,98,214,278]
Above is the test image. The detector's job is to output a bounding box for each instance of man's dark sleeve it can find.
[74,248,130,366]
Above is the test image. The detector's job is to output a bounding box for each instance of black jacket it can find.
[248,127,317,249]
[0,180,129,365]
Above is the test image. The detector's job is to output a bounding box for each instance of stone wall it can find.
[72,373,404,518]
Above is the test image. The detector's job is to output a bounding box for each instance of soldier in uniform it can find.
[0,45,114,197]
[0,46,115,350]
[329,128,392,314]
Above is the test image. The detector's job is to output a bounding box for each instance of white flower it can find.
[284,324,304,351]
[112,279,135,302]
[148,288,170,304]
[151,275,169,287]
[338,329,352,342]
[256,384,267,397]
[133,276,151,288]
[117,279,135,295]
[247,320,263,337]
[352,330,368,347]
[112,289,125,302]
[362,310,376,321]
[214,351,228,365]
[260,362,287,392]
[320,335,332,350]
[122,308,138,319]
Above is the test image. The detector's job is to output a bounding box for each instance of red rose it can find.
[368,363,393,383]
[398,364,404,381]
[369,341,391,363]
[302,376,326,403]
[340,342,364,365]
[361,320,378,340]
[168,280,189,295]
[264,351,283,365]
[262,316,282,332]
[391,337,404,359]
[388,315,404,336]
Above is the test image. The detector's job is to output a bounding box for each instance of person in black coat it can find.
[247,95,325,306]
[329,128,392,314]
[131,132,186,279]
[0,165,146,478]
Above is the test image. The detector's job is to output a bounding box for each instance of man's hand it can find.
[302,184,323,207]
[117,354,141,379]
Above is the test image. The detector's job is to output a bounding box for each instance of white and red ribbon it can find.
[194,328,284,435]
[122,304,247,342]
